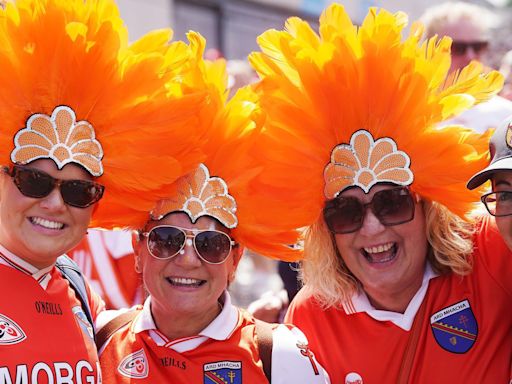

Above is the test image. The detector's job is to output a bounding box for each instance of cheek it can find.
[496,217,512,246]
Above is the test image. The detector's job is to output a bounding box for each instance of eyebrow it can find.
[494,180,512,187]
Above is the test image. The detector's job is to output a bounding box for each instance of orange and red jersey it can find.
[68,229,142,309]
[99,292,331,383]
[286,215,512,383]
[0,245,104,384]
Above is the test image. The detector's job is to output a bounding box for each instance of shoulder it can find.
[271,324,331,383]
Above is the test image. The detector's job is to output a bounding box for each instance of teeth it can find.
[168,277,202,285]
[31,217,64,230]
[364,242,394,254]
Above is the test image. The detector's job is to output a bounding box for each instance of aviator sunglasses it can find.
[140,225,236,264]
[323,187,416,234]
[2,165,105,208]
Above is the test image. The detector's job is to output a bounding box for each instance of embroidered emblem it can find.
[324,130,413,198]
[72,306,94,340]
[11,105,104,176]
[118,348,149,379]
[0,313,26,345]
[151,164,238,228]
[203,361,242,384]
[430,299,478,353]
[296,341,319,375]
[506,122,512,149]
[345,372,364,384]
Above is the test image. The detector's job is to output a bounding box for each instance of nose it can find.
[358,207,386,236]
[39,187,66,211]
[465,46,479,61]
[173,237,202,267]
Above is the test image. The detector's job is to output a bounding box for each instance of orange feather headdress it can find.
[146,35,299,260]
[0,0,207,229]
[248,4,501,247]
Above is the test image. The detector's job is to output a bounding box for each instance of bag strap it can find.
[95,310,139,351]
[397,298,428,384]
[55,255,95,338]
[255,319,273,383]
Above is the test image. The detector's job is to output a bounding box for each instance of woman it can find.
[97,39,330,383]
[0,0,205,381]
[468,116,512,249]
[249,4,511,383]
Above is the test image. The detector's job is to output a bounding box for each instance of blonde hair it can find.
[420,2,496,39]
[300,199,474,309]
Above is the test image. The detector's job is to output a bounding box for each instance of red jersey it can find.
[68,229,142,309]
[99,292,331,383]
[0,246,104,384]
[286,216,512,383]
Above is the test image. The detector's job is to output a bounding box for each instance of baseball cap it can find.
[467,115,512,190]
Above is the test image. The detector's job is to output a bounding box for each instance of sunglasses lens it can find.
[147,226,185,259]
[372,188,414,225]
[60,180,104,208]
[194,231,232,264]
[323,197,364,234]
[13,167,54,198]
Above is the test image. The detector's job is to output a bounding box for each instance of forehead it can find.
[146,212,227,232]
[28,159,92,181]
[437,18,486,41]
[339,183,397,200]
[492,171,512,186]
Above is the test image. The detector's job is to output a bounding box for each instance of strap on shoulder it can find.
[255,319,273,383]
[55,255,95,338]
[95,310,139,351]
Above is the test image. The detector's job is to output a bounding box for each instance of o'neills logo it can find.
[0,313,26,345]
[118,349,149,379]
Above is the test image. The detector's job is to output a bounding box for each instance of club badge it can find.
[203,361,242,384]
[430,299,478,353]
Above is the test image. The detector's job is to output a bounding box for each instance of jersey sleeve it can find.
[474,215,512,298]
[271,323,331,384]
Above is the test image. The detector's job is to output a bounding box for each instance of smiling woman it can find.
[96,35,330,384]
[0,0,208,382]
[249,3,512,383]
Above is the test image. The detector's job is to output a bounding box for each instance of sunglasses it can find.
[323,187,416,234]
[140,225,236,264]
[481,191,512,217]
[3,165,104,208]
[451,41,488,56]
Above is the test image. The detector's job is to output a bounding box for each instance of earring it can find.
[134,259,142,273]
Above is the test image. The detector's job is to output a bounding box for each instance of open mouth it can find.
[166,277,206,288]
[361,242,397,264]
[29,217,65,230]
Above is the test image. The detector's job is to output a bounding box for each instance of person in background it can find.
[0,0,206,382]
[68,229,143,309]
[96,34,330,383]
[249,4,511,383]
[421,1,512,132]
[468,116,512,250]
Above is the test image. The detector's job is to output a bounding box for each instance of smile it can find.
[361,242,397,264]
[29,217,65,230]
[166,277,205,288]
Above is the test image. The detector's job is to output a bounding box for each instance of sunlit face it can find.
[437,18,488,72]
[0,159,95,268]
[134,212,241,326]
[332,184,428,308]
[492,171,512,250]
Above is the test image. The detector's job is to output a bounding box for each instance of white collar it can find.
[342,263,438,331]
[0,243,53,288]
[134,291,239,352]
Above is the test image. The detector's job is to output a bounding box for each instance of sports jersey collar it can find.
[0,243,53,288]
[134,291,239,352]
[342,263,438,331]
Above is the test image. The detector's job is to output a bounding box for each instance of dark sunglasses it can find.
[323,187,416,234]
[140,225,236,264]
[451,41,488,56]
[3,165,104,208]
[481,191,512,217]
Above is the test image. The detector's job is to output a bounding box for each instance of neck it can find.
[151,300,223,341]
[365,279,423,314]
